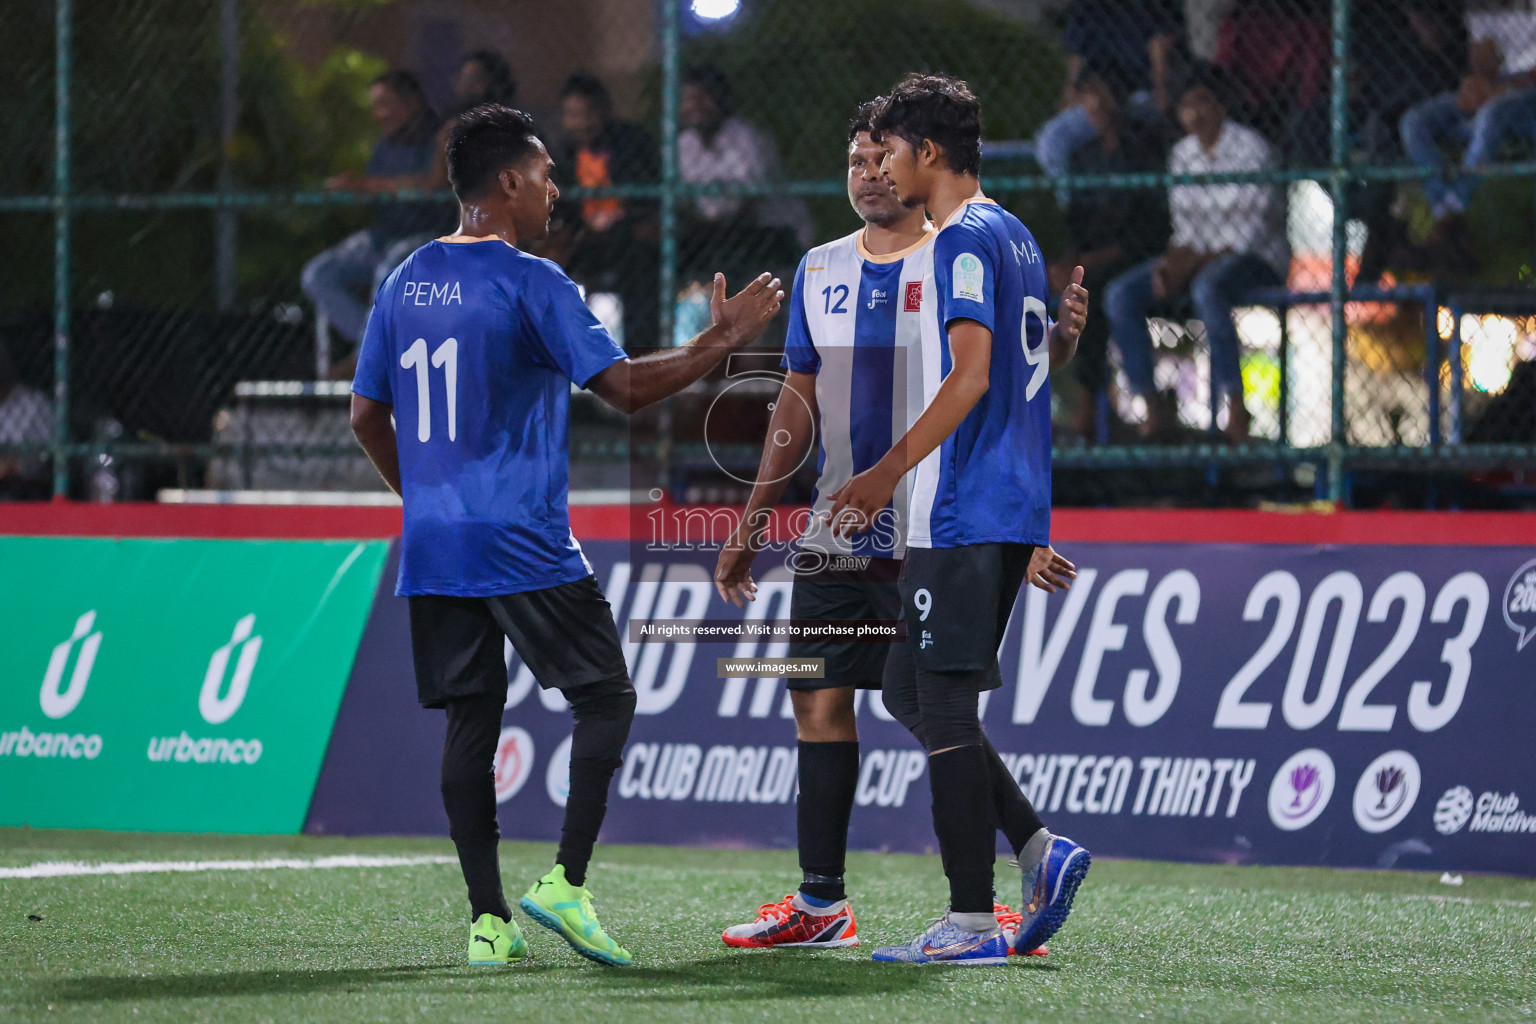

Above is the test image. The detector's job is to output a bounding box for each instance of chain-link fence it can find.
[3,0,1534,507]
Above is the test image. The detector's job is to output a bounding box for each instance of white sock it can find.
[791,892,846,914]
[950,911,998,933]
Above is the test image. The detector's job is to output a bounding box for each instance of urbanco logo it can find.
[1352,750,1421,833]
[1267,749,1335,831]
[199,614,263,725]
[40,610,102,719]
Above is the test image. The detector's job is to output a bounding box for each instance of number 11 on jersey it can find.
[400,337,458,442]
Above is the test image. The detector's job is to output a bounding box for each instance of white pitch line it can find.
[0,853,458,880]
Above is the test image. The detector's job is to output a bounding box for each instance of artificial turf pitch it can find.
[3,828,1534,1024]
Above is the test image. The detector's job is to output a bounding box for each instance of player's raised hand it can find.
[710,272,785,346]
[1049,265,1089,366]
[1026,544,1077,593]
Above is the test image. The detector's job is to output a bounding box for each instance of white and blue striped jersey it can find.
[782,226,935,557]
[906,198,1053,549]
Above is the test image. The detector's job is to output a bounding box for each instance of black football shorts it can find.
[408,574,628,708]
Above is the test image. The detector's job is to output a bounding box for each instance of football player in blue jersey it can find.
[350,104,783,968]
[830,73,1091,965]
[713,99,1088,955]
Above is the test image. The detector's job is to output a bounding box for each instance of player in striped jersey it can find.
[830,73,1090,966]
[712,99,1087,952]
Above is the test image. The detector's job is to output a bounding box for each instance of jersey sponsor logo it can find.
[401,280,462,306]
[40,610,101,719]
[904,280,923,311]
[1351,750,1420,833]
[952,253,984,302]
[493,726,535,803]
[1501,558,1536,651]
[1267,748,1335,830]
[866,288,888,310]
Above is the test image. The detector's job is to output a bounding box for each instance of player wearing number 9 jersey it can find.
[908,198,1052,547]
[827,73,1091,965]
[350,103,783,968]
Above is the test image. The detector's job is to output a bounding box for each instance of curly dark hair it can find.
[847,96,884,146]
[446,104,542,201]
[870,73,982,176]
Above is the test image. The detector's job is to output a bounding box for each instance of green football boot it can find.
[518,865,632,966]
[467,912,528,966]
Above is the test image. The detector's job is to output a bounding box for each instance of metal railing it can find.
[7,0,1536,505]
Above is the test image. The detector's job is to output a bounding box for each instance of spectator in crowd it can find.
[1398,2,1536,271]
[1048,67,1171,443]
[1353,0,1469,283]
[454,49,518,111]
[0,343,53,499]
[1035,0,1185,189]
[1103,73,1288,443]
[677,63,812,276]
[552,72,660,347]
[1212,0,1330,163]
[301,70,447,366]
[419,51,522,204]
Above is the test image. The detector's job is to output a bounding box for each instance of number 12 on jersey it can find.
[400,337,458,442]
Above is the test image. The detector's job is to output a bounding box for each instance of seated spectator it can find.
[1353,0,1469,283]
[1035,0,1184,193]
[677,63,811,278]
[1048,67,1171,442]
[1399,3,1536,272]
[552,72,660,347]
[301,70,448,369]
[454,49,518,111]
[1103,73,1289,443]
[0,343,53,499]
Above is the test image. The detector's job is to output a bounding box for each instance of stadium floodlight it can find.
[690,0,740,21]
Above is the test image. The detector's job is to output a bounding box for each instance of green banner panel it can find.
[0,538,387,833]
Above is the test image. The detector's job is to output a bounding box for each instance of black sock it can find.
[981,734,1045,858]
[796,740,859,901]
[441,694,512,921]
[555,678,636,888]
[927,744,996,913]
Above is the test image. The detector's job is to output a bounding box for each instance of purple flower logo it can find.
[1353,751,1421,833]
[1269,749,1336,831]
[1374,766,1405,810]
[1289,764,1321,809]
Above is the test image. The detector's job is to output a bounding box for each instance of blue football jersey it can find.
[907,199,1052,548]
[352,239,627,597]
[782,227,934,557]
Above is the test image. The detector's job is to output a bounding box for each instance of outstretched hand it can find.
[1027,544,1077,593]
[710,272,785,346]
